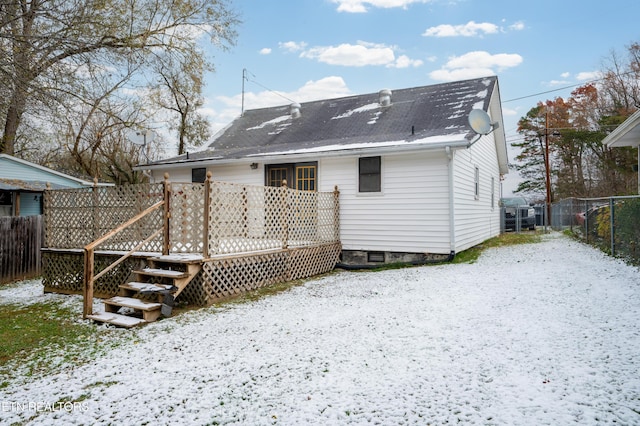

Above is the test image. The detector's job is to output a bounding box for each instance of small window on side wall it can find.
[474,166,480,200]
[359,156,381,193]
[192,168,207,183]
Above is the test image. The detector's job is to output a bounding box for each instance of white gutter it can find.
[136,139,471,171]
[445,146,456,255]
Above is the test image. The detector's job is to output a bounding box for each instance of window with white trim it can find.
[359,156,381,193]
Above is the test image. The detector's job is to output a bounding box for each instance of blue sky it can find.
[196,0,640,194]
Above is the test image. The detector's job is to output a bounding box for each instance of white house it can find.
[140,76,509,266]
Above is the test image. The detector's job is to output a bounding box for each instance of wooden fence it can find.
[0,215,43,284]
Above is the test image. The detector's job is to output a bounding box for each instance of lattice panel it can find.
[288,243,342,281]
[199,242,340,304]
[200,250,288,303]
[287,190,319,244]
[317,192,340,242]
[42,252,141,297]
[170,183,205,253]
[206,182,339,255]
[207,182,285,255]
[44,184,164,251]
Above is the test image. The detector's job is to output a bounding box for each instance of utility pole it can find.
[544,110,552,228]
[241,68,247,116]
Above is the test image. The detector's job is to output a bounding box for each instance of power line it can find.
[241,68,297,113]
[502,70,638,103]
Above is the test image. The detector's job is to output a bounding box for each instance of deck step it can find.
[87,312,147,328]
[104,296,162,311]
[148,254,204,264]
[120,282,176,293]
[133,268,189,279]
[104,296,162,322]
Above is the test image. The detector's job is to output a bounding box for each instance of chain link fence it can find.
[551,196,640,265]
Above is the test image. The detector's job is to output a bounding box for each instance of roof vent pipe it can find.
[379,89,392,107]
[290,102,301,119]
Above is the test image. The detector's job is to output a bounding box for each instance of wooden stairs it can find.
[87,254,202,328]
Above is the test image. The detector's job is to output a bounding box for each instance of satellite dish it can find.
[468,109,496,135]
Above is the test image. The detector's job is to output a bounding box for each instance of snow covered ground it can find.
[1,232,639,425]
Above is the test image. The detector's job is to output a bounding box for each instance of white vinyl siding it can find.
[320,151,452,254]
[452,133,501,252]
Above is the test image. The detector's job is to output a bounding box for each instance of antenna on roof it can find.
[241,68,249,116]
[241,69,298,114]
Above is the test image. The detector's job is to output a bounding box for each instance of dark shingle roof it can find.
[154,76,498,165]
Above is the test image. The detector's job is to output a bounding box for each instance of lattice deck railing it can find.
[43,175,341,306]
[44,177,340,255]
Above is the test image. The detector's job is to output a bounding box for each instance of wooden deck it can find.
[42,177,341,326]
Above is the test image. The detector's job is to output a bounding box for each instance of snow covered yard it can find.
[1,232,639,425]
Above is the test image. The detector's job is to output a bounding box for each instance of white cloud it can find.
[208,77,353,133]
[576,71,600,81]
[259,48,272,55]
[429,51,523,82]
[560,72,570,78]
[279,41,308,53]
[501,107,519,117]
[509,21,525,31]
[423,21,499,38]
[295,41,423,68]
[301,43,395,66]
[389,55,424,69]
[547,80,571,87]
[331,0,431,13]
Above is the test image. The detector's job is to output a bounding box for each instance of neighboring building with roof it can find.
[601,109,640,194]
[0,154,97,216]
[139,76,509,266]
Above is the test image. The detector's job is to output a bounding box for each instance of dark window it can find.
[0,191,11,205]
[192,168,206,183]
[266,162,317,190]
[267,167,288,187]
[359,156,381,193]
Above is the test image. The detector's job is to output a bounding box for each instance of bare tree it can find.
[150,51,211,155]
[0,0,238,156]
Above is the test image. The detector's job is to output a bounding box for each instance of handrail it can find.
[83,200,164,318]
[84,201,164,252]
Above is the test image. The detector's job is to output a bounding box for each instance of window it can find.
[474,166,480,199]
[267,167,288,187]
[492,176,497,208]
[192,168,206,183]
[359,156,381,193]
[266,162,317,190]
[296,165,316,191]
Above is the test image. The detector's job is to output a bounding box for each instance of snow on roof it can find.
[246,133,467,157]
[152,76,499,166]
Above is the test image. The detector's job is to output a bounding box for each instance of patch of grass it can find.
[0,301,123,381]
[452,231,542,264]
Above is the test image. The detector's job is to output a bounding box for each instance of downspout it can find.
[445,146,456,258]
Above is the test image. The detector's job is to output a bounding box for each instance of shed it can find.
[0,154,97,216]
[140,76,509,266]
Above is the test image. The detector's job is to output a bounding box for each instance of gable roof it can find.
[601,109,640,148]
[0,154,100,191]
[146,76,508,172]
